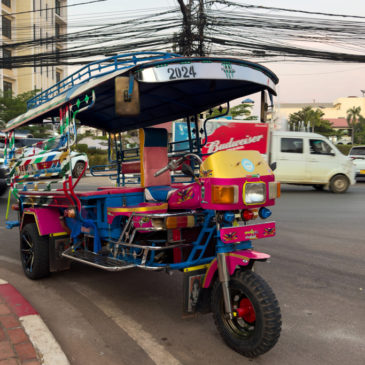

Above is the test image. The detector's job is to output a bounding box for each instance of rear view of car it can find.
[349,146,365,180]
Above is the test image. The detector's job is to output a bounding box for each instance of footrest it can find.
[62,248,135,271]
[6,221,20,229]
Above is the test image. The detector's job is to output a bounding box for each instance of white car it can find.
[348,146,365,181]
[1,138,89,178]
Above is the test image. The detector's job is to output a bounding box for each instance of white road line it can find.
[20,314,70,365]
[0,255,21,266]
[75,285,182,365]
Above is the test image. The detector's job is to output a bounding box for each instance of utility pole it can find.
[176,0,207,56]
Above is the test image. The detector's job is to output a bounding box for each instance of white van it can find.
[271,131,356,193]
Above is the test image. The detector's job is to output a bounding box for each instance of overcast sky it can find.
[69,0,365,104]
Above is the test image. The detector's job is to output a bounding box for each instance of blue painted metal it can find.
[27,52,180,110]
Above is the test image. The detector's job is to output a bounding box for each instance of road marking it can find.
[0,255,21,266]
[75,285,182,365]
[21,314,70,365]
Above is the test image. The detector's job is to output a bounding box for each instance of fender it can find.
[202,250,270,288]
[21,207,67,236]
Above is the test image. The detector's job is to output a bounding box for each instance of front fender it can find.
[202,250,270,288]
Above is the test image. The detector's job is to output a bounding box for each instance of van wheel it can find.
[312,184,324,191]
[72,161,85,178]
[20,223,50,280]
[329,175,349,193]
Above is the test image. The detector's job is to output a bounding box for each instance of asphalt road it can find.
[0,179,364,365]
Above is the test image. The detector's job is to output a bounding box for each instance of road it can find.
[0,179,364,365]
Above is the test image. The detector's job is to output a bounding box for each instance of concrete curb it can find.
[0,279,70,365]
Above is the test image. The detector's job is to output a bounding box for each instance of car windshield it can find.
[350,147,365,156]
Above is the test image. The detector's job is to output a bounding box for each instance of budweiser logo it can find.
[204,134,264,154]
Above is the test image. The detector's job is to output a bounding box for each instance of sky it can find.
[68,0,365,104]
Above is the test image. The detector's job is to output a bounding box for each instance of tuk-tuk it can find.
[4,52,281,357]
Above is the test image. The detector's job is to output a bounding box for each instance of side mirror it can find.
[270,162,277,171]
[181,163,195,178]
[115,76,140,116]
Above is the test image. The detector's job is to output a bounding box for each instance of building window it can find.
[55,23,61,39]
[2,17,12,39]
[3,81,13,95]
[56,71,62,83]
[55,0,61,16]
[2,0,11,8]
[3,48,12,69]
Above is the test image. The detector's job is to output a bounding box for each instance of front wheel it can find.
[212,270,281,358]
[329,174,349,193]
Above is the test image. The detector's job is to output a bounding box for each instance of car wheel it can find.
[329,175,349,193]
[72,161,85,178]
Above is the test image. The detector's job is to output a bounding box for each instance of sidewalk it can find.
[0,279,70,365]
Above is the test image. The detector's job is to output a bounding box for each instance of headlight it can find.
[244,182,266,205]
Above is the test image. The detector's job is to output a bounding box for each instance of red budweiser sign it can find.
[202,121,269,155]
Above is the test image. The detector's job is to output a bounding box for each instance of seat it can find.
[139,128,176,202]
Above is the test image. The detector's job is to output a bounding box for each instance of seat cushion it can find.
[145,185,176,202]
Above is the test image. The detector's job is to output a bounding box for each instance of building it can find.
[279,96,365,142]
[1,0,67,96]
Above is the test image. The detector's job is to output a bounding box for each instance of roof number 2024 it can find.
[167,65,197,80]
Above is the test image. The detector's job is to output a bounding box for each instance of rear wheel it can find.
[329,175,349,193]
[72,161,85,178]
[212,270,281,358]
[20,223,50,280]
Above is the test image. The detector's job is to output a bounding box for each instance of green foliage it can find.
[208,103,253,119]
[346,106,363,145]
[354,116,365,144]
[0,90,38,128]
[288,106,335,137]
[88,150,108,167]
[75,144,89,154]
[336,144,352,155]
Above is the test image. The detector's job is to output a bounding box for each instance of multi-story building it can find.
[1,0,67,96]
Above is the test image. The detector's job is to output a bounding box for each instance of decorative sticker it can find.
[177,187,194,203]
[241,158,254,172]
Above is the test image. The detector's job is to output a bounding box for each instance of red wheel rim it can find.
[236,298,256,323]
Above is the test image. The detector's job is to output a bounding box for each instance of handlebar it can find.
[154,154,202,177]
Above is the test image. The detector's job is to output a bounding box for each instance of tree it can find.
[346,106,362,145]
[208,102,254,119]
[0,90,37,129]
[288,106,334,137]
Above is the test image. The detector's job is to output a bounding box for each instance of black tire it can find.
[0,179,7,197]
[72,161,85,178]
[212,270,281,358]
[20,223,50,280]
[329,174,349,193]
[312,184,324,191]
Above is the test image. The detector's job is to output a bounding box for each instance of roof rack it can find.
[27,52,180,110]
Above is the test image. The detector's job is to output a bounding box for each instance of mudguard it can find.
[21,207,66,236]
[202,250,270,288]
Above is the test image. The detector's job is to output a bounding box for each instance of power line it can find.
[5,0,107,16]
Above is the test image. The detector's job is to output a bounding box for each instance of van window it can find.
[280,138,303,153]
[309,139,333,155]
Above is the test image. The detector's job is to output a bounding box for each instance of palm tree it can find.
[346,106,362,145]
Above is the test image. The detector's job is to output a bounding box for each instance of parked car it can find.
[348,145,365,181]
[0,137,89,180]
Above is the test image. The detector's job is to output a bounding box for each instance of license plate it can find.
[220,222,275,243]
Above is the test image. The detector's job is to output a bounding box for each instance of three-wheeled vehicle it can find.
[4,52,281,358]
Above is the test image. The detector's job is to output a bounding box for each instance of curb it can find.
[0,279,70,365]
